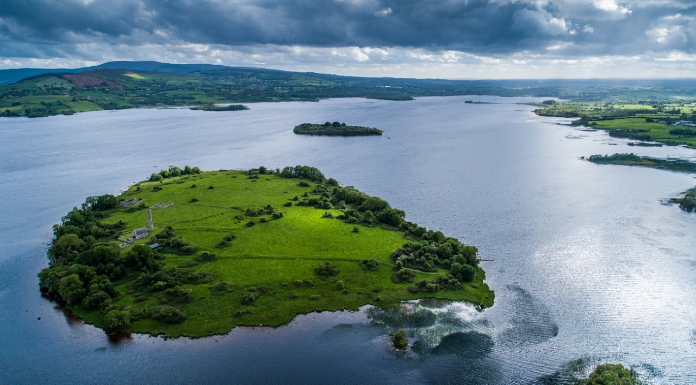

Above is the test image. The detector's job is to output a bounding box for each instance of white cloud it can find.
[375,7,392,16]
[655,51,696,62]
[593,0,632,15]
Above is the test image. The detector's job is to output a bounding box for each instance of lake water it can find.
[1,96,695,384]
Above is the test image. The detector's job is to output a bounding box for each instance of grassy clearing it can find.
[51,169,492,338]
[123,73,146,80]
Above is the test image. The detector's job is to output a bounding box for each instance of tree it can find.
[362,210,375,224]
[169,166,182,177]
[450,263,476,282]
[376,208,404,227]
[49,234,86,263]
[58,274,86,305]
[585,364,640,385]
[150,173,163,181]
[359,196,390,212]
[125,244,158,271]
[392,330,408,350]
[104,310,132,334]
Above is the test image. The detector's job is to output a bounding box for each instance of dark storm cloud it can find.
[0,0,694,58]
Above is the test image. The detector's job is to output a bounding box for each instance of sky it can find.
[1,0,695,79]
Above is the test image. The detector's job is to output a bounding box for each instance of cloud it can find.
[0,0,694,78]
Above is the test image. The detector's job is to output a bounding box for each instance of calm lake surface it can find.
[1,96,695,384]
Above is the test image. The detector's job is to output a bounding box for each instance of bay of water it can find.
[1,96,695,384]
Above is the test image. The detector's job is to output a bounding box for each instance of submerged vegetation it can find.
[39,166,492,337]
[293,122,383,136]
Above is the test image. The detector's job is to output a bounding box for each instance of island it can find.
[293,122,383,136]
[38,166,493,338]
[190,104,248,112]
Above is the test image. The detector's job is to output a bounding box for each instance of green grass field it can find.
[535,102,696,148]
[65,170,493,337]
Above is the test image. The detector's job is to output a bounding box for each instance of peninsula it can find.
[586,153,696,213]
[293,122,383,136]
[39,166,492,337]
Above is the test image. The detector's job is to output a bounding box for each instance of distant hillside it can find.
[0,61,232,85]
[2,61,695,118]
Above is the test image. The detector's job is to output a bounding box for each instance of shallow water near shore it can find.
[1,96,695,384]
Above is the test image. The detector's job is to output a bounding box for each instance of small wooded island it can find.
[39,166,492,338]
[190,104,248,112]
[294,122,383,136]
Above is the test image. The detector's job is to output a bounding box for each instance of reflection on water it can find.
[497,285,559,348]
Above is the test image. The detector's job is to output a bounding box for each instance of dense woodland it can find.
[293,122,383,136]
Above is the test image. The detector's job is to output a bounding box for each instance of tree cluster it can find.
[149,165,201,181]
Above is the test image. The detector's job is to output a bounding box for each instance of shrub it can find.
[151,281,168,291]
[359,259,380,270]
[315,262,340,277]
[335,280,345,290]
[208,281,235,295]
[298,181,310,187]
[392,330,409,350]
[194,251,217,263]
[352,226,360,233]
[322,211,334,218]
[391,268,415,283]
[180,245,198,255]
[104,310,132,334]
[284,202,292,207]
[290,292,299,299]
[189,198,198,203]
[241,292,257,305]
[246,221,256,227]
[82,290,111,310]
[259,217,267,223]
[149,305,187,324]
[303,279,315,287]
[208,185,214,189]
[190,184,197,188]
[160,286,193,304]
[179,261,198,269]
[293,280,303,287]
[309,295,321,301]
